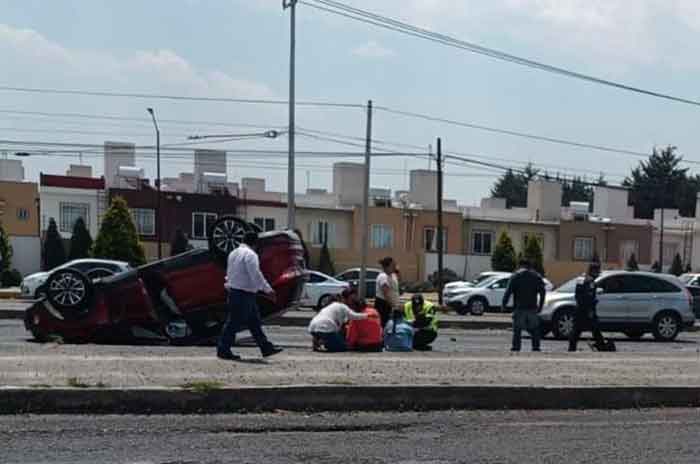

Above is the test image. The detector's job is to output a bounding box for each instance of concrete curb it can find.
[3,385,700,414]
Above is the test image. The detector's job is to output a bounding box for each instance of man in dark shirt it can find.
[502,258,547,352]
[569,263,606,351]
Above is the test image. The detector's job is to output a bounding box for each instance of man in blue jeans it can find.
[502,258,546,352]
[217,232,283,361]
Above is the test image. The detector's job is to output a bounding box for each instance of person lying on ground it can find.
[308,288,368,352]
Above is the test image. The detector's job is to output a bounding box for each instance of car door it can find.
[486,277,510,307]
[620,275,660,323]
[302,272,326,306]
[596,275,630,323]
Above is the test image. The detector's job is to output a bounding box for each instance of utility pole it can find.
[147,108,162,260]
[437,138,444,306]
[283,0,297,230]
[359,100,373,300]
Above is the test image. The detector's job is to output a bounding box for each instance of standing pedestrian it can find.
[375,257,400,327]
[502,258,546,352]
[217,232,283,361]
[569,262,607,352]
[309,288,368,352]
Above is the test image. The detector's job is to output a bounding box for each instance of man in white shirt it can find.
[308,288,368,352]
[375,256,400,326]
[217,232,282,360]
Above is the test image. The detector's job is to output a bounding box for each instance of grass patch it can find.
[66,377,90,388]
[181,380,225,393]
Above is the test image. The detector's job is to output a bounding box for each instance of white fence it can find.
[10,236,41,276]
[423,253,492,281]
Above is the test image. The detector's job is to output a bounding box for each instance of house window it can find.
[192,212,218,239]
[522,232,545,253]
[574,237,594,261]
[131,208,155,236]
[424,227,448,252]
[471,230,494,255]
[620,240,639,264]
[310,220,335,247]
[17,208,29,221]
[254,217,276,232]
[371,224,394,249]
[59,202,89,233]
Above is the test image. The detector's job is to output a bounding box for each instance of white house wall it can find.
[10,236,41,275]
[40,187,102,239]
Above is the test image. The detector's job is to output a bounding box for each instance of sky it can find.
[2,0,700,205]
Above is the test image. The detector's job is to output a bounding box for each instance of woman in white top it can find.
[375,257,400,327]
[309,288,367,352]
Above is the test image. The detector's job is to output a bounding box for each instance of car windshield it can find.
[476,276,501,288]
[679,274,694,284]
[473,274,496,284]
[555,277,580,293]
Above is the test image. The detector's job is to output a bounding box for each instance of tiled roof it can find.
[40,174,105,190]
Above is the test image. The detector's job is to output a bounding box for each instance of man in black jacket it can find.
[569,262,606,352]
[502,259,547,352]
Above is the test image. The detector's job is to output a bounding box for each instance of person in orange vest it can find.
[345,297,383,352]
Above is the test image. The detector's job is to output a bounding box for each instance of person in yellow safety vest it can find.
[404,293,438,351]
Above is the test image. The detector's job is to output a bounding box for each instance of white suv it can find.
[540,271,695,342]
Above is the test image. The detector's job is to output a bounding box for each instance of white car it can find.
[442,271,511,301]
[445,273,554,316]
[300,270,350,310]
[20,259,131,300]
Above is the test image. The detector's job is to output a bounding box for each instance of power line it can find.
[0,85,362,108]
[303,0,700,108]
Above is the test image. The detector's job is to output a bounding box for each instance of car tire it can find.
[316,294,334,311]
[652,311,681,342]
[551,308,575,340]
[45,268,93,312]
[454,303,470,316]
[623,330,645,340]
[467,297,488,316]
[208,216,252,261]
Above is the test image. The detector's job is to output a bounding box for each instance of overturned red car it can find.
[24,216,306,344]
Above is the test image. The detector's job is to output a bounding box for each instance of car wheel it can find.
[652,311,681,342]
[208,216,251,260]
[467,297,487,316]
[316,294,334,311]
[453,303,469,316]
[552,308,575,340]
[624,330,646,340]
[45,269,93,312]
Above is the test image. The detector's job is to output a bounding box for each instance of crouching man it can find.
[308,288,368,352]
[404,294,438,351]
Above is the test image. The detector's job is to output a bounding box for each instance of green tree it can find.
[170,228,191,256]
[624,146,697,219]
[490,164,540,208]
[93,196,146,266]
[523,235,545,276]
[43,218,66,270]
[626,253,639,271]
[561,176,594,209]
[68,217,93,260]
[0,221,12,273]
[670,253,684,276]
[491,231,517,272]
[319,239,335,276]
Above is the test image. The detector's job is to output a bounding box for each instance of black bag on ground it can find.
[590,339,616,352]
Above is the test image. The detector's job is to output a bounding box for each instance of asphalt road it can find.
[3,318,700,354]
[4,409,700,463]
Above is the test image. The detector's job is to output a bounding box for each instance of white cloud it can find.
[0,23,274,99]
[351,40,395,58]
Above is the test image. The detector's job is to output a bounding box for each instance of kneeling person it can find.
[384,310,414,352]
[346,301,383,352]
[404,294,438,350]
[308,288,368,352]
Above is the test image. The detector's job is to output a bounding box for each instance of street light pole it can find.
[283,0,298,230]
[147,108,162,260]
[359,100,373,300]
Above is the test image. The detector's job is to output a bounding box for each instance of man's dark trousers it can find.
[569,311,605,351]
[512,309,541,352]
[217,289,270,355]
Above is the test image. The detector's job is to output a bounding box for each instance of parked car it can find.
[24,216,307,344]
[444,273,554,315]
[442,271,511,302]
[540,271,695,342]
[335,267,382,299]
[301,270,350,310]
[20,259,131,300]
[679,273,700,286]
